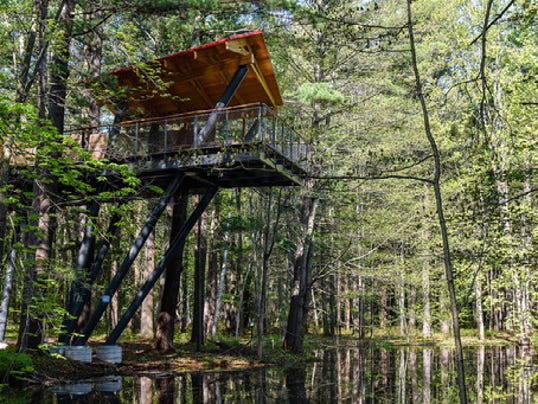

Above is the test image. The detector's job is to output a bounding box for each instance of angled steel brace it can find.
[74,174,185,345]
[194,64,248,147]
[58,211,121,344]
[105,186,218,345]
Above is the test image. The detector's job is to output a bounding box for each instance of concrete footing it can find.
[96,345,122,363]
[64,345,92,363]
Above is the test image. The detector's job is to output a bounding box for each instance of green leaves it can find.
[295,83,346,105]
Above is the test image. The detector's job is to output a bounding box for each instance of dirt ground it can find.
[27,340,265,387]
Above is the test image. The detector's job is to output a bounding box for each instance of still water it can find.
[21,344,538,402]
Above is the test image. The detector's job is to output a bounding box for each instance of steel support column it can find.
[73,174,184,345]
[58,212,121,344]
[105,186,218,345]
[58,200,100,344]
[194,65,248,147]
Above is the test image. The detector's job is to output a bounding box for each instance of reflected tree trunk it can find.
[440,348,450,400]
[156,376,175,404]
[517,346,533,403]
[422,348,432,404]
[191,373,203,404]
[409,349,418,403]
[203,374,216,403]
[476,346,485,404]
[140,376,153,404]
[285,367,307,403]
[397,349,407,404]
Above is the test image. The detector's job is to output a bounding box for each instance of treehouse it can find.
[68,30,309,190]
[52,31,310,361]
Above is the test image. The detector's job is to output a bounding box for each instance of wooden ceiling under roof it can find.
[109,31,283,118]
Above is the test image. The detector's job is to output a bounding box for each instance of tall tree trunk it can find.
[398,280,406,338]
[406,2,467,401]
[0,240,16,343]
[48,0,74,133]
[212,191,234,338]
[155,194,188,352]
[109,228,121,331]
[475,274,485,341]
[283,188,319,353]
[204,205,219,338]
[408,286,416,335]
[421,184,433,338]
[191,196,208,350]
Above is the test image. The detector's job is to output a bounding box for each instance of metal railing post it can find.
[225,109,229,145]
[164,120,168,153]
[135,122,139,154]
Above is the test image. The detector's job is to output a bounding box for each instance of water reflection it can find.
[36,345,538,402]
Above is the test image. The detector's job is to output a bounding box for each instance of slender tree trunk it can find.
[475,274,485,341]
[212,191,234,338]
[422,259,432,338]
[109,228,121,330]
[204,206,219,338]
[257,189,281,359]
[180,265,189,334]
[406,2,467,401]
[380,286,388,329]
[191,196,208,350]
[409,286,416,335]
[398,280,406,338]
[0,242,16,343]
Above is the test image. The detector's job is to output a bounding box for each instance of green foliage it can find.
[0,348,33,381]
[295,83,346,105]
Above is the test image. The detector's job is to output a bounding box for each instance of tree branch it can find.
[470,0,516,46]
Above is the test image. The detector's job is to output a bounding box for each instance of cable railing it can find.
[67,103,311,175]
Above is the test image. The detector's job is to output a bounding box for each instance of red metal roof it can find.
[109,31,283,118]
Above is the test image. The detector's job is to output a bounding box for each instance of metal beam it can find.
[73,174,184,345]
[105,186,218,345]
[58,201,100,344]
[58,212,120,344]
[194,65,248,147]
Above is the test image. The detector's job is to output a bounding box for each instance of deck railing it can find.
[68,103,310,174]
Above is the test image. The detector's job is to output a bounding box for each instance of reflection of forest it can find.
[44,346,535,402]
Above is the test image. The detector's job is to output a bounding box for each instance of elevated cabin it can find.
[68,31,309,191]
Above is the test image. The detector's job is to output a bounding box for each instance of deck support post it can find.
[73,175,184,345]
[58,200,100,344]
[105,186,218,345]
[194,64,248,147]
[58,212,121,344]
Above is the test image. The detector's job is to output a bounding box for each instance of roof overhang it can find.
[108,31,283,118]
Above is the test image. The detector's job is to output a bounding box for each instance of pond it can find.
[10,344,538,402]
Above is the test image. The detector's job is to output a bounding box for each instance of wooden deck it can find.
[67,103,310,195]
